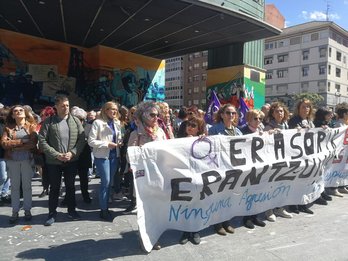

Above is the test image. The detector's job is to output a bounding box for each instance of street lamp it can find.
[334,92,341,110]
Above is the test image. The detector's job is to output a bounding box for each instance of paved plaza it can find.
[1,176,348,261]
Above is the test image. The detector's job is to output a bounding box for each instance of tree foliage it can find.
[292,92,324,106]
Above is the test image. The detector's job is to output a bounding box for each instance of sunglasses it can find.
[149,113,158,118]
[188,112,194,115]
[13,109,24,113]
[225,111,237,115]
[187,122,198,128]
[254,117,262,121]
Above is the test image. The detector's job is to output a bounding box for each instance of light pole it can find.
[334,92,341,111]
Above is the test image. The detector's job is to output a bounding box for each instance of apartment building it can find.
[165,51,208,109]
[264,21,348,109]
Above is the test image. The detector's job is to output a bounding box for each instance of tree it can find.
[291,92,324,106]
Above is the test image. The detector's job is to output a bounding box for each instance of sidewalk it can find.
[0,176,348,261]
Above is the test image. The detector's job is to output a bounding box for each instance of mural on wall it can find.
[206,66,265,110]
[0,31,165,110]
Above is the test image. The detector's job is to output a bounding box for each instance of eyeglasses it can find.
[188,112,194,115]
[187,122,198,128]
[254,117,262,121]
[13,109,24,113]
[225,111,237,115]
[149,113,158,118]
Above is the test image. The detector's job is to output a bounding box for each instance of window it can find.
[193,87,199,93]
[302,66,309,77]
[278,41,284,47]
[336,68,341,78]
[336,84,341,92]
[265,87,272,95]
[201,86,206,92]
[328,82,331,92]
[188,66,192,71]
[193,52,200,58]
[302,82,309,92]
[337,51,342,61]
[290,37,301,45]
[188,89,192,94]
[202,61,208,68]
[329,48,332,57]
[194,63,200,69]
[202,50,208,56]
[302,35,310,43]
[265,42,275,50]
[311,33,319,41]
[303,50,309,60]
[277,85,287,93]
[264,57,273,65]
[328,65,331,75]
[278,54,288,63]
[319,64,326,75]
[319,47,327,58]
[318,81,326,92]
[266,72,273,79]
[188,54,193,61]
[193,75,200,81]
[193,99,199,105]
[277,69,287,78]
[188,77,192,83]
[202,74,207,80]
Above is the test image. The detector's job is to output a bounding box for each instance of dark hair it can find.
[314,107,332,127]
[186,116,206,136]
[335,102,348,119]
[54,94,69,105]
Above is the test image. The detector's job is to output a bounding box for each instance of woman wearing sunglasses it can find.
[178,116,206,245]
[1,105,37,224]
[127,101,166,250]
[240,109,267,229]
[208,104,242,236]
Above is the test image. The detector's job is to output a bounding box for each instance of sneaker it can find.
[298,205,314,214]
[321,192,332,201]
[214,223,227,235]
[1,195,11,204]
[44,212,57,226]
[327,188,343,197]
[243,217,255,229]
[179,232,190,245]
[289,205,300,214]
[222,223,235,234]
[9,212,19,224]
[191,232,201,245]
[265,209,276,222]
[123,205,137,214]
[113,192,127,201]
[314,196,328,205]
[39,189,49,198]
[251,216,266,227]
[274,207,293,218]
[100,210,113,221]
[24,210,32,221]
[338,187,348,194]
[68,210,81,221]
[152,242,161,250]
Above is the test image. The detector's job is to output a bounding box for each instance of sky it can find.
[266,0,348,30]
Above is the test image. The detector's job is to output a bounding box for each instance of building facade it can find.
[264,21,348,109]
[165,56,184,108]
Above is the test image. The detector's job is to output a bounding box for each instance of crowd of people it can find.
[1,95,348,250]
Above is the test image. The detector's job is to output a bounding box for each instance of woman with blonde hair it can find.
[1,105,37,224]
[88,101,122,221]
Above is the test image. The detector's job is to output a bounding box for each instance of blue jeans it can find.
[94,157,119,210]
[0,159,10,196]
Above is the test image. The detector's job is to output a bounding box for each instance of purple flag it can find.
[238,97,249,127]
[204,91,221,124]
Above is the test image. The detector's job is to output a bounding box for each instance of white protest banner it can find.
[127,127,346,252]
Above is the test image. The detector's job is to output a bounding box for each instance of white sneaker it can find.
[265,209,276,222]
[338,187,348,194]
[274,207,293,218]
